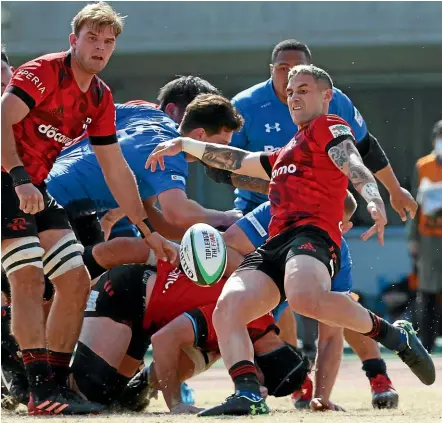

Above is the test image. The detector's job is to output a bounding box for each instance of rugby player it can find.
[46,91,243,244]
[2,2,180,415]
[146,65,435,416]
[1,45,14,96]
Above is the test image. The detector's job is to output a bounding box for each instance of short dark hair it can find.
[432,119,442,141]
[288,64,333,89]
[157,76,220,112]
[1,44,10,65]
[180,94,244,136]
[271,39,312,64]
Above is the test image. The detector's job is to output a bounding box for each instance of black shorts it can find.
[69,214,104,248]
[1,172,71,241]
[236,224,341,302]
[84,264,154,361]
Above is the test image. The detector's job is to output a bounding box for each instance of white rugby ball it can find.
[180,223,227,287]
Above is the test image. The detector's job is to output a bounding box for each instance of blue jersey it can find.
[235,201,352,293]
[46,103,188,218]
[231,78,368,212]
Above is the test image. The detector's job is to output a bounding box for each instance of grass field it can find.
[2,355,441,423]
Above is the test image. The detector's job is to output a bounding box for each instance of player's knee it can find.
[71,341,126,405]
[213,293,243,330]
[2,237,45,287]
[287,289,321,318]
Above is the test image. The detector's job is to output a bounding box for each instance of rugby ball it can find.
[180,223,227,287]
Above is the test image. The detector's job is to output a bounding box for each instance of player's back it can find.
[46,103,181,216]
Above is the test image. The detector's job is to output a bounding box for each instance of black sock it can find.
[229,360,260,395]
[48,350,72,388]
[362,311,404,351]
[362,358,388,380]
[417,291,439,353]
[22,348,56,400]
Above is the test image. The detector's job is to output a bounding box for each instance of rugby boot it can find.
[117,367,155,412]
[393,320,435,385]
[291,374,313,409]
[370,374,399,409]
[28,391,106,415]
[197,391,269,417]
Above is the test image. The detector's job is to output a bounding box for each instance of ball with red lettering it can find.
[180,223,227,287]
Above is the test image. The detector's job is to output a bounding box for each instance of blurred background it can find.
[2,1,442,307]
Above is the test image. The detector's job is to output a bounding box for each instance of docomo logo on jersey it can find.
[272,164,297,179]
[38,124,74,145]
[16,70,46,95]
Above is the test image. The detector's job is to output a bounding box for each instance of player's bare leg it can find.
[198,270,279,416]
[284,254,435,386]
[344,329,399,408]
[277,306,298,347]
[39,229,90,388]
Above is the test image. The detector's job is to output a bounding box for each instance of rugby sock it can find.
[363,311,404,351]
[48,350,72,387]
[362,358,388,379]
[229,360,261,396]
[22,348,56,400]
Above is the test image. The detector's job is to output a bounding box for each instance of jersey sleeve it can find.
[332,89,368,142]
[312,115,356,153]
[6,59,57,109]
[229,100,248,149]
[260,149,281,178]
[87,89,117,144]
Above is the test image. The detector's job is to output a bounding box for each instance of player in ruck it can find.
[146,64,435,416]
[1,2,175,416]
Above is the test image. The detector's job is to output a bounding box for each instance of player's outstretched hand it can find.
[170,403,204,414]
[361,199,388,246]
[146,138,184,172]
[310,397,346,412]
[389,187,418,221]
[144,232,178,264]
[15,183,45,214]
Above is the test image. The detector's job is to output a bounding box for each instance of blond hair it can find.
[288,64,333,89]
[71,2,126,37]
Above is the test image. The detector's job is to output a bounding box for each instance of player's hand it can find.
[100,208,125,241]
[310,397,346,412]
[222,209,243,228]
[170,403,204,414]
[340,220,353,234]
[144,232,178,264]
[145,138,184,172]
[260,385,268,399]
[361,199,387,246]
[389,187,418,221]
[15,183,44,214]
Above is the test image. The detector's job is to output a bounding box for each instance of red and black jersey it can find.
[143,261,276,352]
[3,51,116,185]
[261,114,354,247]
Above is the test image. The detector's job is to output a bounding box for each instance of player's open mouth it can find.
[91,56,103,61]
[292,106,302,110]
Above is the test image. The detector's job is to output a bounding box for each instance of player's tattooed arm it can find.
[328,138,382,202]
[204,166,269,194]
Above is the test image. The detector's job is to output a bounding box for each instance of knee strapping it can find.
[1,237,44,277]
[43,233,84,280]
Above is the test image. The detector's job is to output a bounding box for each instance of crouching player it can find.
[68,247,309,413]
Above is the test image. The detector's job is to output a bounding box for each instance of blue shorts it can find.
[235,201,352,294]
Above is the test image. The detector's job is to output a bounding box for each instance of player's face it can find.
[202,128,233,145]
[1,60,13,95]
[287,74,330,125]
[70,24,116,74]
[270,50,310,103]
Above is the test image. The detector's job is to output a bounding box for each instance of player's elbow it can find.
[161,202,195,229]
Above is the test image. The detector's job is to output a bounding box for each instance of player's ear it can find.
[164,103,178,121]
[324,88,333,103]
[269,64,274,75]
[69,33,78,49]
[185,128,205,141]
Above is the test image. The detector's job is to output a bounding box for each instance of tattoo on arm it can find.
[201,144,248,171]
[328,139,378,192]
[231,174,269,195]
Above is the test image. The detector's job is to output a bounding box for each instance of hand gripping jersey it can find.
[143,261,276,352]
[231,78,367,211]
[46,102,188,217]
[261,114,355,247]
[3,52,116,185]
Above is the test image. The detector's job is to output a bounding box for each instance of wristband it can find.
[137,218,156,238]
[182,138,206,160]
[361,183,382,202]
[10,166,32,188]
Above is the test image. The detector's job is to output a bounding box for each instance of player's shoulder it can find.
[309,114,353,140]
[232,79,275,111]
[416,153,436,168]
[17,51,67,72]
[313,114,351,128]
